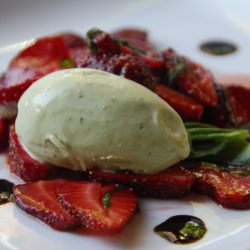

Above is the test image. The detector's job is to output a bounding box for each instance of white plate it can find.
[1,0,250,249]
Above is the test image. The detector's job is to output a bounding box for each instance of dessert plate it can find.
[0,0,250,249]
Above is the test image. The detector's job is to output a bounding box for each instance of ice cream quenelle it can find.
[15,68,190,174]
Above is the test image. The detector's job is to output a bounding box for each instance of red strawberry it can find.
[112,28,155,52]
[92,32,120,54]
[176,60,217,107]
[226,85,250,125]
[0,78,37,105]
[81,53,158,89]
[88,164,195,198]
[13,179,78,230]
[0,117,10,151]
[57,181,138,234]
[7,126,56,182]
[112,28,148,43]
[163,49,217,107]
[0,33,85,106]
[210,84,250,127]
[193,164,250,209]
[86,28,163,72]
[153,84,204,121]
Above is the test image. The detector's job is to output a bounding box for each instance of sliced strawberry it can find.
[176,60,217,107]
[7,127,56,182]
[225,85,250,125]
[204,84,250,127]
[139,54,165,70]
[13,179,78,230]
[81,53,158,89]
[163,49,217,107]
[88,164,195,198]
[193,164,250,209]
[0,117,10,151]
[57,182,138,234]
[112,28,154,52]
[0,78,37,105]
[153,84,204,121]
[92,32,120,54]
[112,28,148,43]
[0,33,85,105]
[86,28,163,73]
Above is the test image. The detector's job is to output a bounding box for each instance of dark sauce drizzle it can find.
[154,215,207,244]
[200,41,237,56]
[0,179,14,204]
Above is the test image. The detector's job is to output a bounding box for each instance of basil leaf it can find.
[168,55,186,85]
[119,40,146,54]
[86,28,103,52]
[179,221,206,240]
[185,122,250,165]
[60,59,76,68]
[102,186,125,208]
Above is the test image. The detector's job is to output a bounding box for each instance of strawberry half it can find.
[0,117,10,151]
[57,182,138,234]
[88,164,195,198]
[153,84,204,121]
[193,164,250,209]
[13,179,78,230]
[7,126,56,182]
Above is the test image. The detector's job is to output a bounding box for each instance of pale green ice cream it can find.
[15,68,190,174]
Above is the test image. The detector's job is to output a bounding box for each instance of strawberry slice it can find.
[112,28,155,52]
[81,53,157,89]
[207,84,250,127]
[163,49,217,107]
[88,164,195,198]
[0,117,10,151]
[0,33,85,106]
[7,126,56,182]
[153,84,204,121]
[57,182,138,234]
[0,78,37,105]
[86,28,163,72]
[193,164,250,209]
[226,85,250,125]
[13,179,78,230]
[176,60,217,107]
[112,28,148,43]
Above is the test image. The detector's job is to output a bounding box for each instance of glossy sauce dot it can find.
[154,215,207,244]
[200,41,237,55]
[0,179,14,204]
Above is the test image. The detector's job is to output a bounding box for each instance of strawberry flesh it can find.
[153,84,204,121]
[88,164,195,198]
[13,179,77,230]
[7,127,56,182]
[0,33,85,105]
[57,182,138,234]
[81,53,158,89]
[112,28,155,52]
[207,84,250,127]
[176,60,217,107]
[193,164,250,209]
[163,48,217,107]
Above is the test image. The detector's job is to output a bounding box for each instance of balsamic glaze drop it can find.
[0,179,14,204]
[154,215,207,244]
[200,41,237,55]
